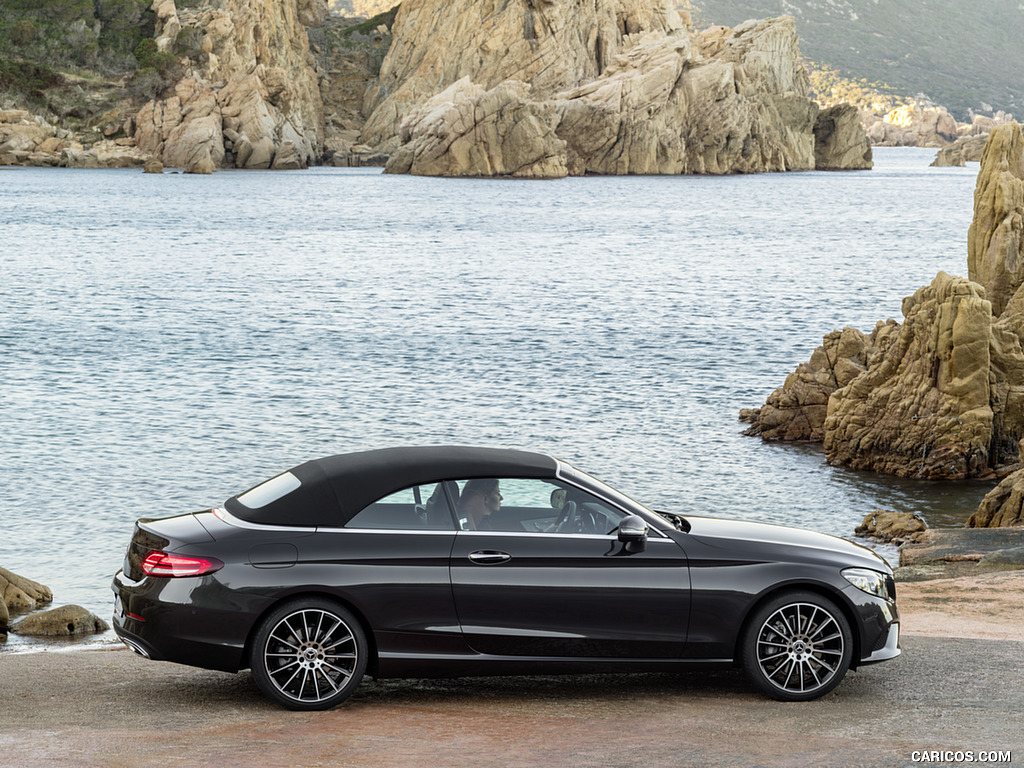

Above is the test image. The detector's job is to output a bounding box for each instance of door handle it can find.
[468,550,512,565]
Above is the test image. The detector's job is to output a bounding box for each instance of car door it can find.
[300,482,464,657]
[448,477,690,658]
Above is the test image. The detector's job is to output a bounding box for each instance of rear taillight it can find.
[141,551,224,578]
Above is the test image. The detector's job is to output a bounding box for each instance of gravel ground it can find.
[1,575,1022,768]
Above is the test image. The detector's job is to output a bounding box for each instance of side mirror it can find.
[617,515,648,553]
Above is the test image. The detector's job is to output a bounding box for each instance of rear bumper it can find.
[111,569,248,673]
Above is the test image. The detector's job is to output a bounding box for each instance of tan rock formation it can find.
[379,16,861,177]
[855,511,928,545]
[360,0,684,150]
[58,141,150,168]
[824,272,994,479]
[556,20,818,175]
[931,134,990,167]
[0,110,80,166]
[863,103,959,148]
[12,605,109,637]
[741,323,897,442]
[386,79,567,177]
[814,103,873,171]
[966,123,1024,319]
[970,439,1024,527]
[134,0,327,170]
[136,78,226,170]
[1,567,53,629]
[970,470,1024,527]
[745,128,1024,488]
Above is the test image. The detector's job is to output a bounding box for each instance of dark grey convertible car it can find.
[111,446,900,709]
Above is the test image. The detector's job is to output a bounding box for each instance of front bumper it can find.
[862,620,901,664]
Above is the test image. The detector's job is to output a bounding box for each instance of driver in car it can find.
[459,478,502,530]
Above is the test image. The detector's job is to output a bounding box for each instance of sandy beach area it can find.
[1,568,1022,768]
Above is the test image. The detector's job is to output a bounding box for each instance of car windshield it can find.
[556,461,688,531]
[555,462,648,514]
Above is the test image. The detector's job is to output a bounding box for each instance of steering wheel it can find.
[578,508,598,534]
[555,501,578,533]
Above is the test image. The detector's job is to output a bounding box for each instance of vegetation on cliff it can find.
[0,0,154,75]
[0,0,158,130]
[805,62,911,116]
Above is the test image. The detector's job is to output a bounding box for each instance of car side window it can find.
[346,482,456,530]
[453,477,627,534]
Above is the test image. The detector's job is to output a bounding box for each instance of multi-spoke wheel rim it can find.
[755,602,845,695]
[262,608,359,704]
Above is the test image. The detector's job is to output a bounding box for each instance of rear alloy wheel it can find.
[250,598,368,710]
[742,591,852,702]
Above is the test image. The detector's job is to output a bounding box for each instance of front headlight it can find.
[842,567,888,598]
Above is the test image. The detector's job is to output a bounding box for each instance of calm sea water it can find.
[0,149,987,650]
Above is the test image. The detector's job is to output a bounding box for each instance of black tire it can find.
[250,598,368,711]
[741,591,853,702]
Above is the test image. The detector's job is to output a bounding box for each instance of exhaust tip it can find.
[121,638,151,659]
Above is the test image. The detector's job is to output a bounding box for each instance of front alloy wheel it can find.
[250,598,368,710]
[742,591,853,701]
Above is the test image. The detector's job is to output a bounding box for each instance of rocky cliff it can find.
[132,0,328,172]
[743,124,1024,503]
[2,2,876,174]
[379,14,870,177]
[360,0,684,152]
[822,272,995,479]
[967,124,1024,318]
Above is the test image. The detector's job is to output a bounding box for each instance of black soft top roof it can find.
[224,446,558,527]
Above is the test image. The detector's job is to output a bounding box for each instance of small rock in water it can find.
[855,510,928,545]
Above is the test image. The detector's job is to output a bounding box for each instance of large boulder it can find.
[1,567,53,630]
[814,103,873,171]
[741,323,897,441]
[970,467,1024,527]
[12,605,109,637]
[385,79,568,178]
[135,78,226,170]
[824,272,994,479]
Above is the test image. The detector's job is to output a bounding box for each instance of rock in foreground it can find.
[744,125,1024,485]
[823,272,994,479]
[1,569,53,634]
[1,567,53,630]
[970,462,1024,527]
[13,605,110,637]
